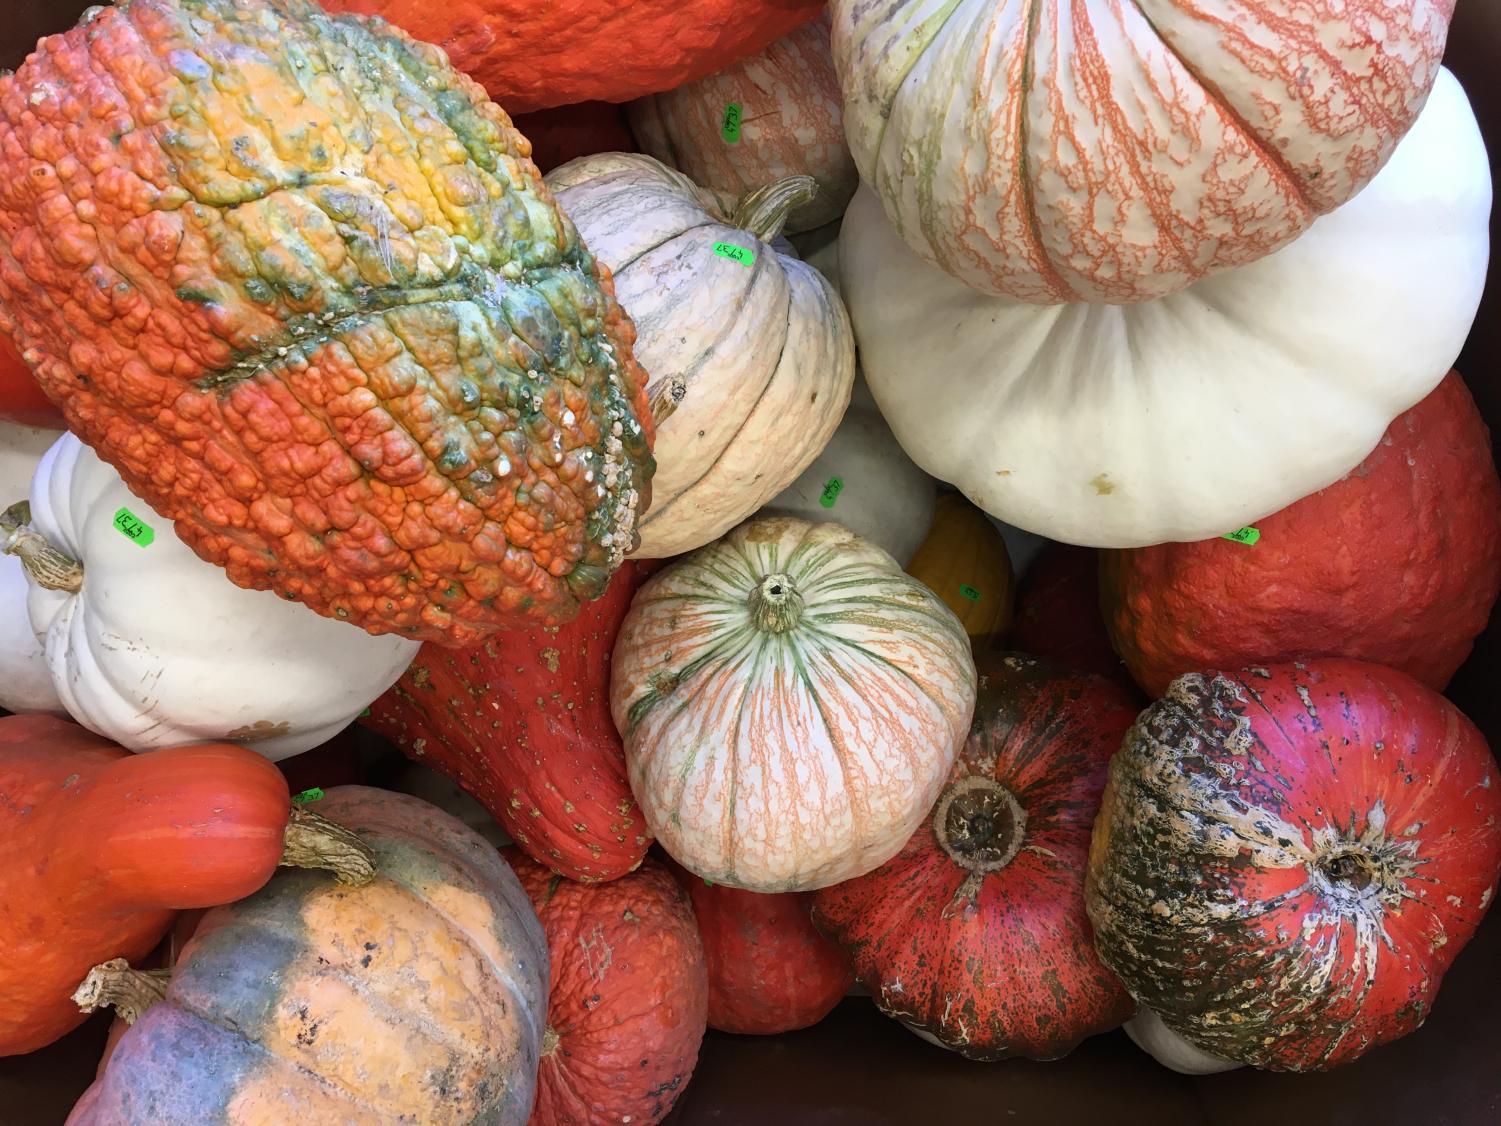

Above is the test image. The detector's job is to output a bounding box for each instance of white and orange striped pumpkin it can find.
[610,516,977,892]
[629,14,857,234]
[830,0,1455,303]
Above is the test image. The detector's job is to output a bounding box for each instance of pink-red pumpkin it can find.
[1100,372,1501,697]
[1010,544,1133,689]
[666,859,852,1035]
[365,563,654,882]
[507,849,708,1126]
[812,655,1138,1060]
[1087,659,1501,1071]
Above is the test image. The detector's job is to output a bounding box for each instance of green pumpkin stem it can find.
[72,959,171,1026]
[732,176,819,243]
[281,807,378,886]
[0,500,83,593]
[748,572,804,634]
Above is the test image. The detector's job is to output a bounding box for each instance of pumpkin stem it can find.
[647,377,687,425]
[0,500,84,593]
[72,959,171,1026]
[747,572,804,633]
[731,176,819,243]
[281,807,378,886]
[933,777,1027,892]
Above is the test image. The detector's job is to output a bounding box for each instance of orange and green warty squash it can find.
[0,0,654,646]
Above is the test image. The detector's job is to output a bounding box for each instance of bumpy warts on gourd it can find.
[0,0,654,645]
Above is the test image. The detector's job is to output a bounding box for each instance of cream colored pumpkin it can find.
[760,377,935,564]
[544,154,856,559]
[629,14,858,234]
[831,0,1454,302]
[0,419,64,715]
[15,434,419,759]
[840,70,1490,548]
[610,516,976,892]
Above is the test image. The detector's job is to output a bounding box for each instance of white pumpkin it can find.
[544,153,856,558]
[16,434,419,759]
[830,0,1453,302]
[1124,1008,1243,1076]
[840,69,1490,548]
[629,13,858,234]
[760,376,935,564]
[610,516,977,892]
[0,419,64,715]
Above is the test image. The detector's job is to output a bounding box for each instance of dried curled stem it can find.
[72,959,171,1025]
[281,807,377,886]
[1,500,83,593]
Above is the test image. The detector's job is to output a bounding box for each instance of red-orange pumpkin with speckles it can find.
[1100,372,1501,698]
[1086,660,1501,1071]
[365,563,653,883]
[665,859,852,1035]
[0,337,62,429]
[811,654,1137,1060]
[322,0,825,114]
[506,849,709,1126]
[0,0,654,646]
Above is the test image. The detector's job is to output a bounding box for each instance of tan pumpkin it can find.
[545,154,856,559]
[610,516,977,892]
[629,14,857,234]
[906,493,1015,647]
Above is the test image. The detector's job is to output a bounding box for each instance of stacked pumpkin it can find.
[0,0,1496,1121]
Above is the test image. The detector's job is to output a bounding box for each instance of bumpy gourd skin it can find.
[0,0,654,645]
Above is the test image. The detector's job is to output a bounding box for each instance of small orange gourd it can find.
[905,493,1015,647]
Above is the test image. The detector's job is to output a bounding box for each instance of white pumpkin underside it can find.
[841,69,1490,548]
[545,154,856,559]
[610,517,976,892]
[832,0,1453,302]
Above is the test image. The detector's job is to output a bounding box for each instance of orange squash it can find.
[905,493,1016,647]
[0,715,374,1057]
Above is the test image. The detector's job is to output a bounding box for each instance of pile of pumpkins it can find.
[0,0,1496,1122]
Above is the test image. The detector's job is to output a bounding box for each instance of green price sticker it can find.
[721,102,743,143]
[713,241,754,266]
[819,476,844,508]
[113,507,154,547]
[359,706,371,717]
[1222,526,1261,546]
[958,584,981,602]
[291,787,324,805]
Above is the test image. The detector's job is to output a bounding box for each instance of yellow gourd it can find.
[906,493,1015,647]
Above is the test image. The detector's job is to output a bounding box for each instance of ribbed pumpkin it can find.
[507,850,708,1126]
[629,14,857,234]
[0,341,62,429]
[0,0,654,645]
[68,787,548,1124]
[611,516,978,892]
[760,376,936,565]
[1011,544,1134,688]
[1100,372,1501,697]
[831,0,1453,302]
[905,493,1015,647]
[812,655,1137,1060]
[667,860,853,1035]
[511,102,636,174]
[1087,660,1501,1071]
[0,716,375,1057]
[12,434,418,759]
[365,562,653,883]
[323,0,825,114]
[546,154,855,558]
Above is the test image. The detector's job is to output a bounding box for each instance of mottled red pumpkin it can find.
[0,337,63,429]
[1010,544,1133,688]
[0,0,654,646]
[507,849,708,1126]
[666,859,852,1035]
[323,0,825,114]
[365,563,652,882]
[1101,372,1501,696]
[812,655,1137,1060]
[512,103,637,174]
[1087,659,1501,1071]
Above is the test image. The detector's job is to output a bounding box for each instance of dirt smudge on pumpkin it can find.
[538,647,561,673]
[226,719,291,742]
[1089,473,1116,495]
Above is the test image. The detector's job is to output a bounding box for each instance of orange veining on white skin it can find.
[832,0,1454,302]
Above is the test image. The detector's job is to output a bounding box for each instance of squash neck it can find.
[747,573,803,633]
[731,176,819,243]
[934,776,1027,894]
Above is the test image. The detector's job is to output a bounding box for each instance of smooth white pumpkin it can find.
[760,377,935,564]
[831,0,1454,302]
[0,419,64,715]
[545,154,856,558]
[18,434,420,759]
[610,516,977,892]
[629,13,858,234]
[1124,1008,1243,1076]
[840,70,1490,548]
